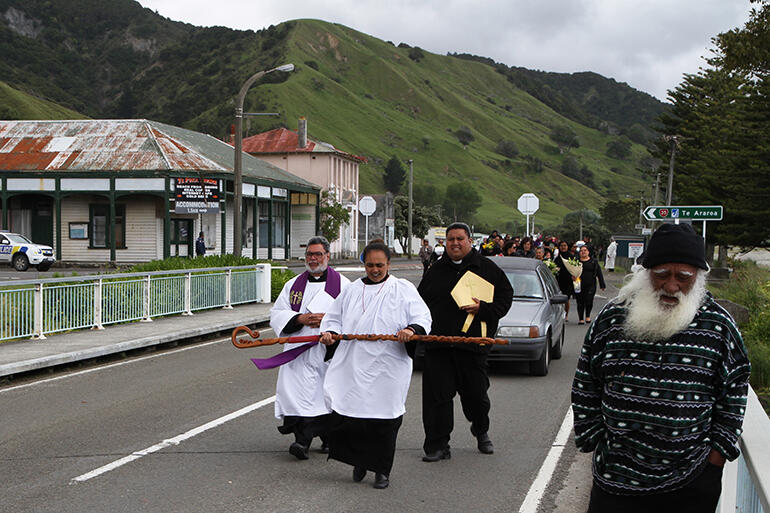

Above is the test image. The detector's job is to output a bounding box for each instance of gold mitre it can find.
[450,271,494,337]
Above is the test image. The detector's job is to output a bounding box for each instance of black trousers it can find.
[277,414,329,448]
[422,348,490,453]
[587,463,724,513]
[576,287,597,320]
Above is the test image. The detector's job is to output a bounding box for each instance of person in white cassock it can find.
[319,242,432,489]
[269,236,350,460]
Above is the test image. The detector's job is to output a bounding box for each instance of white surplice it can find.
[270,272,351,419]
[321,276,432,419]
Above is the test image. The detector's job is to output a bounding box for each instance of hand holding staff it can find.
[231,326,508,349]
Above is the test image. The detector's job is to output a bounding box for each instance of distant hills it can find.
[0,0,667,229]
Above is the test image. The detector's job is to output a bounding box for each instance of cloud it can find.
[138,0,753,101]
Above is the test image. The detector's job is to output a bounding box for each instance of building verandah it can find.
[0,120,320,264]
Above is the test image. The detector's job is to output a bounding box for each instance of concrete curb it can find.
[0,313,270,378]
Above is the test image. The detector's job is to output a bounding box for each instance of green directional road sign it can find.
[643,205,723,221]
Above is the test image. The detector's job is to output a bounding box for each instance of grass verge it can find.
[709,260,770,414]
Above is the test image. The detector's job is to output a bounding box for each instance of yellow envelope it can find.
[450,271,494,337]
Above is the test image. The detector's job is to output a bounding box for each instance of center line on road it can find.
[71,395,276,483]
[518,406,574,513]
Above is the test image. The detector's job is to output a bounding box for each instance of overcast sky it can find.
[137,0,754,102]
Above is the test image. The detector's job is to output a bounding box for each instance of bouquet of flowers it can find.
[545,259,560,277]
[562,257,583,278]
[562,257,583,293]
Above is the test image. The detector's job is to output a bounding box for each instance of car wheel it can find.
[12,253,29,272]
[529,331,550,376]
[551,325,565,360]
[37,264,51,272]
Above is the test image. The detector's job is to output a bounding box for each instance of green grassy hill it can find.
[0,81,86,120]
[0,1,660,230]
[222,19,649,228]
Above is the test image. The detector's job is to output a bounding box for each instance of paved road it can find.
[0,267,607,512]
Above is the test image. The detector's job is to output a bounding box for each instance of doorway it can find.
[170,219,193,257]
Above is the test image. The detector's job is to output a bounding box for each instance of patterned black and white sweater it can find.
[571,292,751,495]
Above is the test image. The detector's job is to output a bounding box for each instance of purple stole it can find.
[251,268,342,370]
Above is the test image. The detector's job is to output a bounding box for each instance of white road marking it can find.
[518,406,574,513]
[334,266,365,272]
[71,395,276,483]
[0,337,231,393]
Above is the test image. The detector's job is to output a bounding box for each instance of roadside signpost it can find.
[358,196,376,244]
[517,193,539,237]
[642,205,723,240]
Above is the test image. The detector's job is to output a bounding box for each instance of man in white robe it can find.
[320,242,432,489]
[605,237,617,272]
[269,236,350,460]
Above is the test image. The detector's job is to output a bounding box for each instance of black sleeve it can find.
[323,331,339,361]
[404,324,426,359]
[282,314,304,334]
[596,260,606,289]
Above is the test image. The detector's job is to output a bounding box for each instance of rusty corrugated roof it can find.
[242,127,367,163]
[0,119,319,189]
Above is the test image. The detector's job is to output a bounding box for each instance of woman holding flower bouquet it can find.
[554,240,576,321]
[574,245,605,324]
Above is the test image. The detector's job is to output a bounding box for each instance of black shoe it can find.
[289,442,309,460]
[373,473,389,489]
[476,433,494,454]
[353,466,366,482]
[422,447,451,462]
[319,441,329,454]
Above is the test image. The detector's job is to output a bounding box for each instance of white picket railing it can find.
[720,387,770,513]
[0,265,272,340]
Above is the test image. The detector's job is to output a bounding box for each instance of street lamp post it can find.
[233,63,294,257]
[664,135,678,206]
[407,159,413,259]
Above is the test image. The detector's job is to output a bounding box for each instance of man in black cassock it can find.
[418,222,513,462]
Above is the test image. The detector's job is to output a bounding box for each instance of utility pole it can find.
[407,159,413,258]
[665,135,678,206]
[653,172,661,205]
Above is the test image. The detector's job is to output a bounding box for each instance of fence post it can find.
[32,282,46,339]
[223,268,233,309]
[141,275,153,322]
[183,271,193,315]
[92,278,105,330]
[258,264,271,303]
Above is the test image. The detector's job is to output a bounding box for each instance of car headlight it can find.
[498,326,540,338]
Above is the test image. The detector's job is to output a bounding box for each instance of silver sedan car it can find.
[489,257,568,376]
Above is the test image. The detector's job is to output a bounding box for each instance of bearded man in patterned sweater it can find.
[572,223,751,513]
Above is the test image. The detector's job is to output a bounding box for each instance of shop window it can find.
[273,202,286,248]
[89,204,126,248]
[259,201,270,247]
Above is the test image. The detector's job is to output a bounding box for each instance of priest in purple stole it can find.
[269,236,350,460]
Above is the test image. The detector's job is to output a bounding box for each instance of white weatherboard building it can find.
[242,118,364,258]
[0,119,320,263]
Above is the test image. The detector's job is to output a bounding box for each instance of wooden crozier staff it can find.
[232,326,508,349]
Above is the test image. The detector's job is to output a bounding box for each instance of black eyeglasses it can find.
[305,251,326,259]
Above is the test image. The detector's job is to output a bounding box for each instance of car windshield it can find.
[4,234,32,244]
[505,270,544,299]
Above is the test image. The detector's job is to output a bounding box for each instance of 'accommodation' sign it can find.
[174,178,220,214]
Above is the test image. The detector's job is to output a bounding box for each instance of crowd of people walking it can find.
[422,230,609,324]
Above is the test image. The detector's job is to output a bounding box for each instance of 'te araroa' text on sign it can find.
[643,205,723,221]
[174,178,220,214]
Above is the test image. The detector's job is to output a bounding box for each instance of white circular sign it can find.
[358,195,376,216]
[517,193,539,215]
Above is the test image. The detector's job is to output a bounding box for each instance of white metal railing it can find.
[719,387,770,513]
[0,264,272,341]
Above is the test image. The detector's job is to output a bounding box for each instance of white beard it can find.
[305,261,328,275]
[619,269,707,342]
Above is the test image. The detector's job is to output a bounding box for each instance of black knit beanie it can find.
[641,223,708,270]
